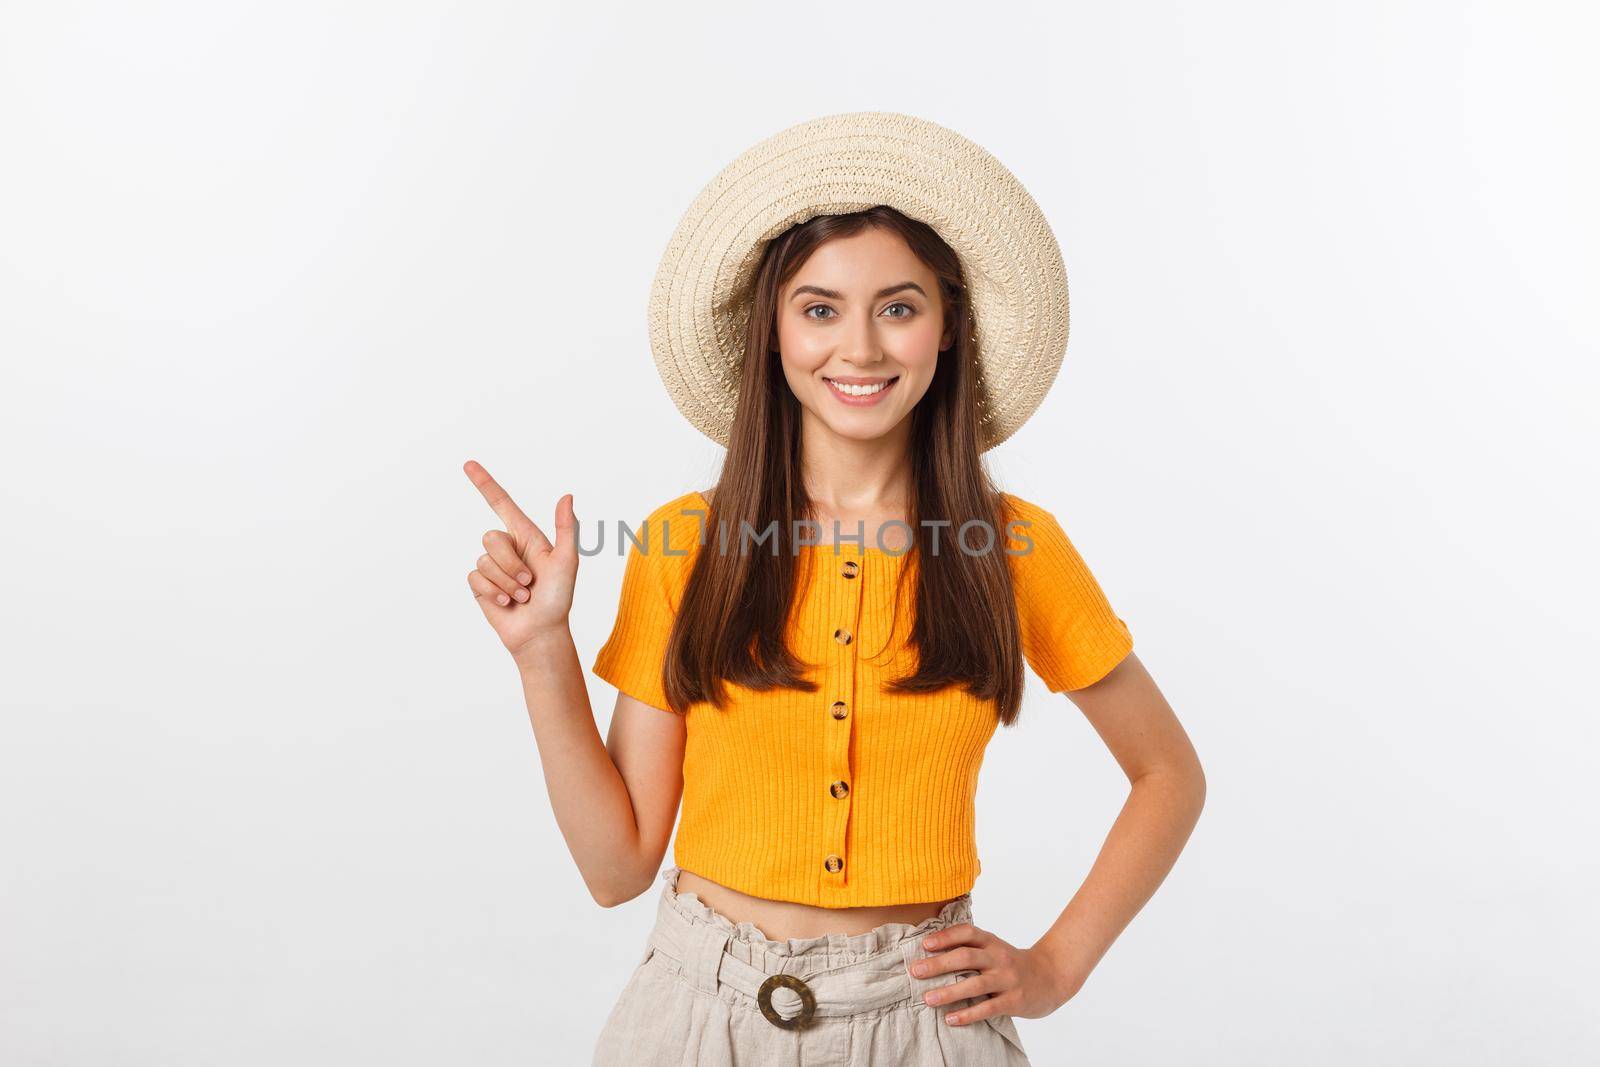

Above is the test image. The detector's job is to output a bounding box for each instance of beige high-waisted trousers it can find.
[592,865,1032,1065]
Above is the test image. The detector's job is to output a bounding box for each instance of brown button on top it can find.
[841,560,859,579]
[829,780,850,799]
[824,855,844,873]
[833,627,853,645]
[830,700,848,720]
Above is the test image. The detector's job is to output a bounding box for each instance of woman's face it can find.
[774,226,953,448]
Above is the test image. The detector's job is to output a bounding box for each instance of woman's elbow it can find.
[1178,747,1207,824]
[590,880,648,909]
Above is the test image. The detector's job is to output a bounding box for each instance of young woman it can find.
[462,113,1205,1065]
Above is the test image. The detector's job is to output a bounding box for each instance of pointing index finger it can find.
[464,460,533,532]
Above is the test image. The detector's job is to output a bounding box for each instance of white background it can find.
[2,2,1596,1064]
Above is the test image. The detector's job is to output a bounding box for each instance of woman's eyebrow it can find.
[789,281,928,301]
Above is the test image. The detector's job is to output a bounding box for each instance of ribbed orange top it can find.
[591,489,1133,908]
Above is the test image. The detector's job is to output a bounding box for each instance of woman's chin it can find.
[816,413,908,447]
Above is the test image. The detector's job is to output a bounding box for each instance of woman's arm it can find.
[1030,650,1205,1000]
[464,461,685,907]
[511,635,685,907]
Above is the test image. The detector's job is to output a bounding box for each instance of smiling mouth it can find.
[824,376,899,397]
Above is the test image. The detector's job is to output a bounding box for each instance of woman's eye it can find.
[804,303,914,320]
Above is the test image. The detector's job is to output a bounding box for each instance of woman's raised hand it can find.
[463,460,579,659]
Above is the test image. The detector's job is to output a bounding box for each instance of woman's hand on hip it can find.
[462,459,579,659]
[911,923,1076,1024]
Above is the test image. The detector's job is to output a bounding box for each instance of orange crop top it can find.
[591,489,1133,908]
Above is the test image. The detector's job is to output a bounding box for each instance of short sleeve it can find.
[1004,496,1134,692]
[591,509,685,713]
[582,495,694,713]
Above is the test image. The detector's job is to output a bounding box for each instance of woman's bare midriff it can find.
[675,868,959,940]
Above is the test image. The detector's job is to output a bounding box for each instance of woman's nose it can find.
[839,319,883,366]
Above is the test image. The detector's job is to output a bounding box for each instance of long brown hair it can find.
[662,206,1028,726]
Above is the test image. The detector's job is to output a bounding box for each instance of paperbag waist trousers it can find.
[591,865,1031,1065]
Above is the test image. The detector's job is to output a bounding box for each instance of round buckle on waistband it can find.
[756,973,817,1030]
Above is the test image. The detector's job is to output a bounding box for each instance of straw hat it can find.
[646,110,1071,453]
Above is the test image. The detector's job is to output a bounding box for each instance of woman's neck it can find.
[798,413,914,516]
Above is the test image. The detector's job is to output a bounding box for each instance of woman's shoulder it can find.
[626,488,711,558]
[638,487,710,523]
[995,489,1050,523]
[993,490,1064,550]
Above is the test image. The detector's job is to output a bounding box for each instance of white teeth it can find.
[828,379,889,396]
